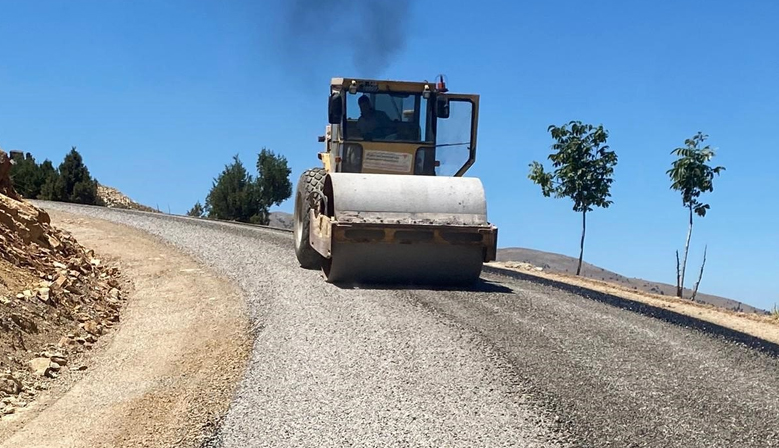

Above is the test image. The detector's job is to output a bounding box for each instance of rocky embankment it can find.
[0,150,125,418]
[96,184,158,213]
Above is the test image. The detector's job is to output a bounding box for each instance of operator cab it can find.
[326,77,479,178]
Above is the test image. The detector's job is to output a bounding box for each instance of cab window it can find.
[344,92,432,143]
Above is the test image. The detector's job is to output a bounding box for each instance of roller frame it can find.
[309,210,497,261]
[309,210,497,284]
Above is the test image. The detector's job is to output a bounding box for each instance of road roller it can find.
[293,76,498,285]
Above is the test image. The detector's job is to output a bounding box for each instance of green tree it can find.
[205,154,262,223]
[187,200,205,218]
[529,121,618,276]
[9,152,44,198]
[38,160,59,200]
[667,132,725,298]
[255,147,292,224]
[203,149,292,225]
[54,146,99,205]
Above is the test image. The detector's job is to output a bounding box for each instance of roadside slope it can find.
[1,149,127,420]
[0,211,252,448]
[497,247,761,313]
[487,262,779,346]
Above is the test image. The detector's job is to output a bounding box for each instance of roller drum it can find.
[327,173,490,226]
[320,173,493,285]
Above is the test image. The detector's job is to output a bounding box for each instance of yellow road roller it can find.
[293,76,498,285]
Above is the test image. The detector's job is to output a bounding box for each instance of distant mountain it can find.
[497,247,764,314]
[268,211,293,230]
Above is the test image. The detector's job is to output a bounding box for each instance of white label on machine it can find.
[362,150,413,173]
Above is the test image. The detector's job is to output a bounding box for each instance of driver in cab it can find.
[357,95,393,140]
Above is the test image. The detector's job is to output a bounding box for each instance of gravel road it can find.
[36,202,779,448]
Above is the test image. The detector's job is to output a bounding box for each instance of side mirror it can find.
[436,96,450,119]
[328,92,343,124]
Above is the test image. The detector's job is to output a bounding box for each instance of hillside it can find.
[268,211,293,229]
[98,181,294,228]
[96,184,158,213]
[497,247,763,314]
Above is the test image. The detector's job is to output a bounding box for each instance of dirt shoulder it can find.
[488,261,779,346]
[0,211,252,448]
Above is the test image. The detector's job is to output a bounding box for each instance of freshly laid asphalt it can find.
[38,202,779,448]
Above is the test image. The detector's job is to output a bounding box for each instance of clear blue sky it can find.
[1,0,777,310]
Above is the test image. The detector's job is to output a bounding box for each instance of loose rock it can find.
[37,287,51,303]
[50,355,68,366]
[83,320,101,335]
[28,357,51,377]
[0,374,22,395]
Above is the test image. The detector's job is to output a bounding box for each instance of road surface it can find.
[33,202,779,448]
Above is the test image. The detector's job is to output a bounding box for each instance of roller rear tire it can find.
[293,168,326,269]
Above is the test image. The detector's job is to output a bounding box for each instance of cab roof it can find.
[330,77,441,94]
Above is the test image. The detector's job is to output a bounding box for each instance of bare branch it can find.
[675,250,682,298]
[691,245,708,302]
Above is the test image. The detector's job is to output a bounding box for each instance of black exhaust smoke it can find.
[280,0,411,78]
